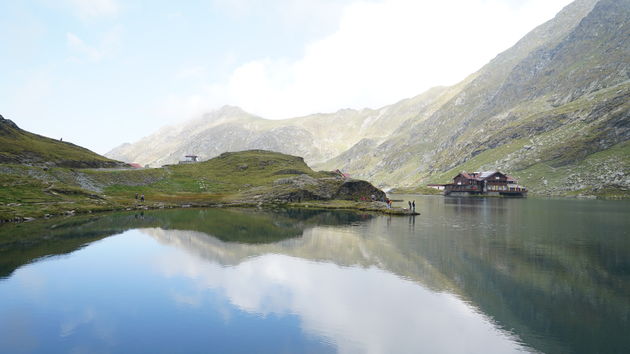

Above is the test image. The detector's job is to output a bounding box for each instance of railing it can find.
[445,185,479,192]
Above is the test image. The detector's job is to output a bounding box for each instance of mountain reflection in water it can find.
[1,197,629,353]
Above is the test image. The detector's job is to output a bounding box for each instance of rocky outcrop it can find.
[334,180,386,201]
[0,115,19,134]
[259,176,386,203]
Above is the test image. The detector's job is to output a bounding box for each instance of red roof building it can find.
[445,171,527,197]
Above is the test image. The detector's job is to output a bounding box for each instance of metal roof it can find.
[479,171,498,178]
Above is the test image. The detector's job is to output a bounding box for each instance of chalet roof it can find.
[478,171,497,178]
[459,172,480,180]
[456,171,511,181]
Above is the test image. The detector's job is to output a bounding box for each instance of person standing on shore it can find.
[412,200,416,212]
[408,201,412,210]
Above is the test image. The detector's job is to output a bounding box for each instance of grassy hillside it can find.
[376,82,630,198]
[0,150,390,222]
[93,150,330,201]
[0,115,125,168]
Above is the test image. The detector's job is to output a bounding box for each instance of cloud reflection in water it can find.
[146,227,529,354]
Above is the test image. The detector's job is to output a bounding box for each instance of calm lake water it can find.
[1,196,629,354]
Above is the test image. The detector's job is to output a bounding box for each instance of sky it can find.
[0,0,574,154]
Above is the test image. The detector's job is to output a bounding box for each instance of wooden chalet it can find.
[444,171,527,197]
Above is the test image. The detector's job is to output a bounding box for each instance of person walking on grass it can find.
[140,194,145,202]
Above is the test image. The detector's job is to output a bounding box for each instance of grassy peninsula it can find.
[1,115,413,222]
[1,149,417,222]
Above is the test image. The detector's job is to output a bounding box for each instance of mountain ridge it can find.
[106,0,629,198]
[106,88,445,168]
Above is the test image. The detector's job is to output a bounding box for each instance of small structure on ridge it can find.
[179,155,200,164]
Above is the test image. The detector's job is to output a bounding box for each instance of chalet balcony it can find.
[487,185,527,193]
[445,185,480,192]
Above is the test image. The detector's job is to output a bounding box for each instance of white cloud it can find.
[67,0,119,18]
[175,66,209,80]
[67,33,102,61]
[163,0,572,120]
[66,26,122,62]
[212,0,354,25]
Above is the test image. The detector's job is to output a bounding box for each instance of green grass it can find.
[389,186,443,195]
[517,140,630,198]
[411,82,630,197]
[0,118,121,167]
[430,138,530,183]
[98,150,327,201]
[0,150,369,221]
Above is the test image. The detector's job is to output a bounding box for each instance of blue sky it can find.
[1,0,573,154]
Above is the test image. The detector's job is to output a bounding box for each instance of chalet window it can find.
[495,176,500,180]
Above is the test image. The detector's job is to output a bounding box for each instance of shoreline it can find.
[0,199,419,225]
[388,191,629,201]
[4,190,626,225]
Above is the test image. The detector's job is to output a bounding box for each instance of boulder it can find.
[334,180,386,202]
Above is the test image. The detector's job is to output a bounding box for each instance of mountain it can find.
[321,0,629,197]
[0,114,125,168]
[107,0,629,197]
[106,88,445,168]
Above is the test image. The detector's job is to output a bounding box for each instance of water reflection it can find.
[153,250,526,353]
[392,196,630,354]
[0,208,369,278]
[1,198,629,353]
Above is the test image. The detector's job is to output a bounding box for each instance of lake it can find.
[1,196,629,353]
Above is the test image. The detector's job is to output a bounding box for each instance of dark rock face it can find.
[279,189,324,203]
[334,180,387,202]
[0,115,20,136]
[261,175,387,203]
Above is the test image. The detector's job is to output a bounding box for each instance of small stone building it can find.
[179,155,200,164]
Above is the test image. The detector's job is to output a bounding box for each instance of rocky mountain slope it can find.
[106,89,447,168]
[0,114,126,168]
[107,0,629,197]
[322,0,629,197]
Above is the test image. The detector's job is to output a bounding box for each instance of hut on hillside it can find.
[179,155,200,164]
